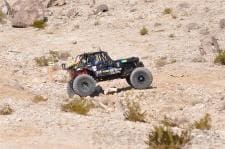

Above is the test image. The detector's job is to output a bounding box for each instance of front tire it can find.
[126,76,132,86]
[130,67,153,89]
[72,74,96,97]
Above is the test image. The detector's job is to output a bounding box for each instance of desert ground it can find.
[1,0,225,148]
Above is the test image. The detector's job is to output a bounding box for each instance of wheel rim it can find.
[137,75,145,82]
[80,81,90,91]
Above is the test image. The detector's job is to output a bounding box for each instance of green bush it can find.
[146,126,191,149]
[124,101,146,122]
[140,27,148,35]
[32,20,46,29]
[61,98,94,115]
[214,51,225,65]
[193,113,211,130]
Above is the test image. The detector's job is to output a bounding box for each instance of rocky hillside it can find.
[1,0,225,148]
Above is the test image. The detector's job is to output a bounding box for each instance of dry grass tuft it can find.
[146,125,191,149]
[32,20,46,29]
[34,50,70,66]
[193,113,211,130]
[140,27,148,35]
[34,56,49,66]
[61,98,94,115]
[214,51,225,65]
[163,8,173,15]
[32,95,48,103]
[124,101,146,122]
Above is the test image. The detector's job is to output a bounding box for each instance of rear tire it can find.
[67,80,75,98]
[72,74,96,97]
[130,67,153,89]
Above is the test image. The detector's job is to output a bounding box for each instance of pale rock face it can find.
[11,0,45,28]
[1,0,11,15]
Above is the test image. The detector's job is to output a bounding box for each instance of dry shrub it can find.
[193,113,211,130]
[124,101,146,122]
[34,56,49,66]
[61,98,94,115]
[32,20,46,29]
[32,95,48,103]
[0,10,5,23]
[214,51,225,65]
[35,50,70,66]
[146,125,191,149]
[163,8,173,15]
[0,104,14,115]
[140,27,148,35]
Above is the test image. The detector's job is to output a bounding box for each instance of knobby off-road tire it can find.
[67,80,75,98]
[72,74,96,97]
[130,67,153,89]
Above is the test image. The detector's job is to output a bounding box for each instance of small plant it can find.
[163,8,173,15]
[140,27,148,35]
[32,95,48,103]
[32,20,46,29]
[214,51,225,65]
[61,98,94,115]
[193,113,211,130]
[0,104,14,115]
[124,101,146,122]
[161,116,179,127]
[146,125,191,149]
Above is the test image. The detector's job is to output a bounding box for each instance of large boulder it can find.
[11,0,45,28]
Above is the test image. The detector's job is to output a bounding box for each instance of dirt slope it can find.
[1,0,225,148]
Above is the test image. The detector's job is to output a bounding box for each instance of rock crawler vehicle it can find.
[62,51,153,97]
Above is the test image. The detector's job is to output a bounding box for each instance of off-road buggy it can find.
[62,51,153,97]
